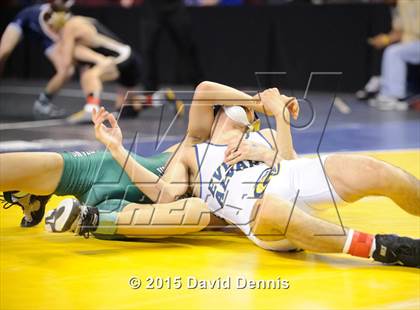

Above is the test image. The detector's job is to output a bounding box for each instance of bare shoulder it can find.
[65,16,81,28]
[63,16,92,34]
[166,142,195,166]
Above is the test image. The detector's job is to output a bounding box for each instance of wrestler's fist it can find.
[259,88,299,120]
[368,33,390,49]
[92,107,123,151]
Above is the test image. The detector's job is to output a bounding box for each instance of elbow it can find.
[157,189,180,204]
[195,81,216,93]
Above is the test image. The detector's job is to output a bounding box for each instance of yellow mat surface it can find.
[1,150,419,310]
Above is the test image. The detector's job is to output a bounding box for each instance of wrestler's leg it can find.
[325,154,420,216]
[80,60,119,98]
[94,198,210,238]
[114,87,144,116]
[252,194,419,267]
[48,197,210,237]
[252,194,347,253]
[0,152,63,195]
[44,43,75,96]
[68,61,119,123]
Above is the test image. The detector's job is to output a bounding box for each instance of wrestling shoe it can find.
[45,198,81,233]
[67,103,99,124]
[355,76,380,101]
[33,98,66,120]
[0,191,50,227]
[355,89,377,101]
[372,234,420,268]
[66,109,94,124]
[74,205,99,238]
[368,95,408,111]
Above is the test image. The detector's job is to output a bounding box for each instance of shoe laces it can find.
[395,244,414,256]
[0,193,22,210]
[1,192,35,222]
[81,207,90,239]
[74,206,91,239]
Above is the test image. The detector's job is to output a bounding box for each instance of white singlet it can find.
[194,131,344,251]
[195,132,288,245]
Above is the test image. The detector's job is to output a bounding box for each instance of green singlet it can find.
[55,150,172,208]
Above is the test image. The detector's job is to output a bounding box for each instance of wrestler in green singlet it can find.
[54,150,172,238]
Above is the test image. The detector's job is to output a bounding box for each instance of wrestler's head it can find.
[45,0,73,31]
[221,105,260,132]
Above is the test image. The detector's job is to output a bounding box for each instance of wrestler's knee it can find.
[54,66,74,82]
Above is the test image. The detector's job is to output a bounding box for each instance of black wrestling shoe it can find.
[1,191,50,227]
[74,205,99,238]
[45,198,81,233]
[372,234,420,268]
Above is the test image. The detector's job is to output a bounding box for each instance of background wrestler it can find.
[55,14,184,123]
[0,1,73,118]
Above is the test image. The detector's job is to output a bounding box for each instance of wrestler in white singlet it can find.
[195,131,344,251]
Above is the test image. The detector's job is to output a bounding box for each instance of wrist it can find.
[109,144,125,157]
[263,149,276,166]
[274,109,290,122]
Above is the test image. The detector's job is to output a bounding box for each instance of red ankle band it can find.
[87,95,100,105]
[348,231,374,258]
[145,95,153,106]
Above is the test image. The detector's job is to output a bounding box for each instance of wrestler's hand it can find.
[224,138,275,166]
[368,33,390,49]
[259,88,299,120]
[92,107,123,151]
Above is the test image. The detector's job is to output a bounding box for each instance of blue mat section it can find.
[3,118,417,156]
[293,119,420,154]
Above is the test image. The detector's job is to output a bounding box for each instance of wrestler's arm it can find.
[260,89,298,161]
[187,81,265,143]
[187,82,298,159]
[92,108,189,203]
[223,131,291,167]
[0,24,22,76]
